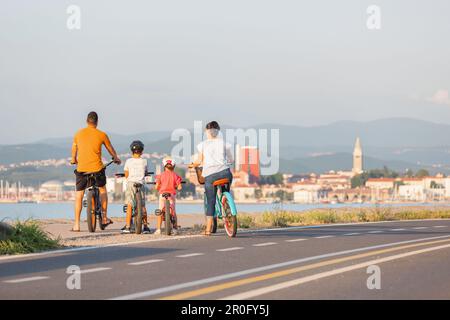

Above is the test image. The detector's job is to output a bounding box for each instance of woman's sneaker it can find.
[171,228,178,235]
[154,229,161,235]
[142,226,151,234]
[121,227,131,234]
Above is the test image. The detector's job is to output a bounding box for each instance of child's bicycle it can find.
[193,166,238,237]
[149,181,186,236]
[115,171,154,234]
[80,160,117,233]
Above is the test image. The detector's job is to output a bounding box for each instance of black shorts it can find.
[74,169,107,191]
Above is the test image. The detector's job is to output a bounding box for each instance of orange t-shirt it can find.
[73,127,112,173]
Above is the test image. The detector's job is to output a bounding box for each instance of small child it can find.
[154,157,182,235]
[122,140,151,234]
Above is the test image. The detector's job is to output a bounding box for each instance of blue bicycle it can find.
[194,167,238,237]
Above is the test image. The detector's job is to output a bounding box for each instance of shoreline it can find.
[2,205,450,254]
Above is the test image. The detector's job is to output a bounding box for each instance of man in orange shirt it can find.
[71,112,121,232]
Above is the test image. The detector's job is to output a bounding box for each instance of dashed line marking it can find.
[343,233,360,236]
[413,227,428,230]
[128,259,164,266]
[176,253,204,258]
[216,247,244,252]
[285,239,307,242]
[391,228,406,231]
[368,230,383,234]
[252,242,277,247]
[3,276,49,284]
[79,267,112,274]
[314,235,335,239]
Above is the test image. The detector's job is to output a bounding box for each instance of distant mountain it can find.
[0,144,68,164]
[255,117,450,148]
[1,118,450,174]
[37,131,171,152]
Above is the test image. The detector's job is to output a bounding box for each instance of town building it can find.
[352,137,363,174]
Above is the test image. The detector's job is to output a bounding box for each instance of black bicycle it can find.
[81,160,116,233]
[149,181,186,235]
[116,171,154,234]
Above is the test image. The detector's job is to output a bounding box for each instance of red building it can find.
[239,146,260,182]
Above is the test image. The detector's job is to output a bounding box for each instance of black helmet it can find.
[130,140,144,153]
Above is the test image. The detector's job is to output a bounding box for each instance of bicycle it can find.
[80,160,116,233]
[149,181,186,236]
[116,171,154,234]
[193,166,238,237]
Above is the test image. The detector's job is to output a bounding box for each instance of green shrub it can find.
[0,220,61,255]
[238,215,254,229]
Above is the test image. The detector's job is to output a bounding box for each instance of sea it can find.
[1,202,449,221]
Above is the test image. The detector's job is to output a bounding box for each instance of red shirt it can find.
[156,171,182,195]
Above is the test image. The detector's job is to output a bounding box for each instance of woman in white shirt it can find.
[191,121,234,235]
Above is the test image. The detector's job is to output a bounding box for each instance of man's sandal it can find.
[101,218,114,228]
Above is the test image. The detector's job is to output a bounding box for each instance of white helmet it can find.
[163,157,175,167]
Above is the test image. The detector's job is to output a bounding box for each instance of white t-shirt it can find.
[197,138,234,177]
[124,157,148,184]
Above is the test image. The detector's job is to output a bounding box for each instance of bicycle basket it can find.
[195,167,205,185]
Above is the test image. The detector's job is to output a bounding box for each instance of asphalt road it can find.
[1,219,450,300]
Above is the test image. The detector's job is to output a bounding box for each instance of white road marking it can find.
[0,234,205,262]
[314,235,335,239]
[343,233,360,236]
[285,239,307,242]
[391,228,406,231]
[368,230,383,234]
[110,234,450,300]
[413,227,428,230]
[79,267,111,274]
[2,219,449,262]
[252,242,277,247]
[216,247,244,252]
[4,276,49,284]
[221,242,450,300]
[176,253,204,258]
[128,259,164,266]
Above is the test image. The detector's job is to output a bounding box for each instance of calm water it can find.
[0,202,449,221]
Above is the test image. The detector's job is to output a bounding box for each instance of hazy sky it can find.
[1,0,450,144]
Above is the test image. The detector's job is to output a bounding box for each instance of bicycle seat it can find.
[133,183,143,188]
[213,178,230,186]
[162,192,172,198]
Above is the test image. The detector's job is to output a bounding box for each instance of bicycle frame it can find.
[211,185,237,218]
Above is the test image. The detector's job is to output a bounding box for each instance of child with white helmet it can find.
[154,156,182,235]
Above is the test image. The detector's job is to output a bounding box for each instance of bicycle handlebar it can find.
[115,171,154,178]
[147,181,187,185]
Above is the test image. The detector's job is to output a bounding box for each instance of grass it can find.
[237,206,450,229]
[0,220,61,255]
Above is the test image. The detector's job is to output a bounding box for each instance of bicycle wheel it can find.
[135,193,143,234]
[221,192,237,237]
[86,190,97,233]
[165,199,172,236]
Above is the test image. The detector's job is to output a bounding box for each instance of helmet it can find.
[130,140,144,153]
[162,157,175,168]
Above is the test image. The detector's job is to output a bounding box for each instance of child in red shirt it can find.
[154,157,182,235]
